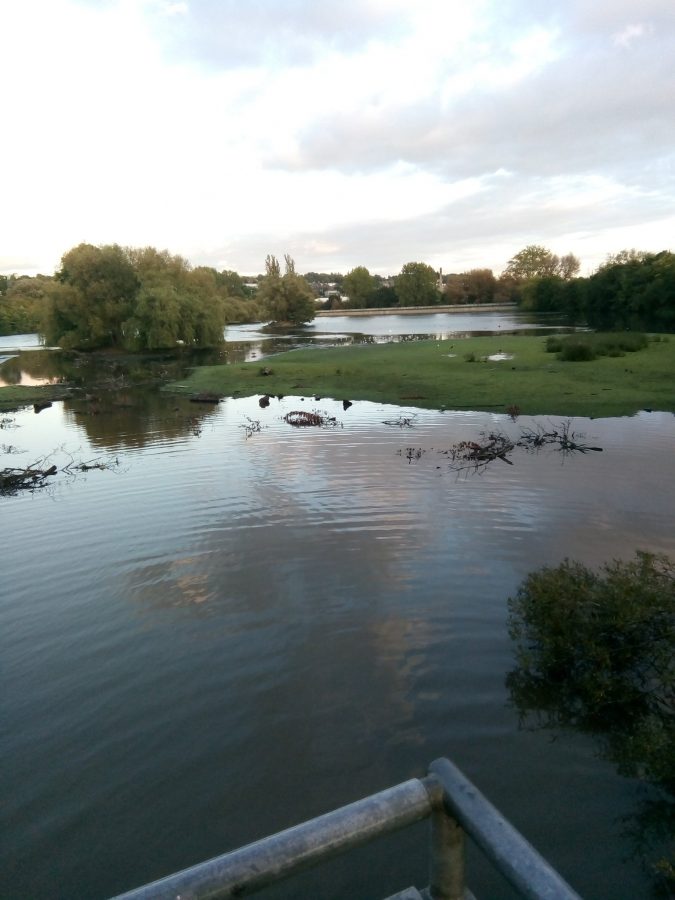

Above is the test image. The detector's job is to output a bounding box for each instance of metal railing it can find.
[112,757,582,900]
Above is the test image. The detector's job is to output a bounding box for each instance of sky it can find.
[1,0,674,278]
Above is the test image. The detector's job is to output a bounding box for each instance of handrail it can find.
[113,779,434,899]
[111,758,583,900]
[428,758,583,900]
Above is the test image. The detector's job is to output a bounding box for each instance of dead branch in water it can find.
[240,417,265,439]
[283,410,342,428]
[398,420,603,477]
[1,451,120,496]
[383,414,418,428]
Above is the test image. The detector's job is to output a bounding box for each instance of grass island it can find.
[165,333,675,418]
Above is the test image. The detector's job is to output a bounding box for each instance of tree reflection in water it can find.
[507,552,675,897]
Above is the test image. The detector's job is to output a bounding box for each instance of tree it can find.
[343,266,376,308]
[42,243,227,350]
[258,254,316,325]
[586,250,675,330]
[217,269,249,298]
[598,249,649,271]
[504,245,560,281]
[444,269,497,304]
[395,262,440,307]
[558,253,580,280]
[0,275,52,335]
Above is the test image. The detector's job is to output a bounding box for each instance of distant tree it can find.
[343,266,376,308]
[258,254,316,325]
[444,268,497,304]
[217,269,249,298]
[598,249,649,271]
[504,245,560,281]
[558,253,581,281]
[0,275,53,335]
[395,262,440,307]
[304,272,344,288]
[370,285,398,308]
[0,274,8,296]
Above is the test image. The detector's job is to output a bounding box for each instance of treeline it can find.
[519,248,675,331]
[330,246,674,331]
[0,246,318,345]
[2,243,674,342]
[0,253,266,344]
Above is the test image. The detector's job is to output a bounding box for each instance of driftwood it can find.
[400,421,603,476]
[283,410,341,428]
[383,414,418,428]
[1,463,58,494]
[1,454,119,496]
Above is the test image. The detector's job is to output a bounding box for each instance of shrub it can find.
[545,337,563,353]
[559,340,595,361]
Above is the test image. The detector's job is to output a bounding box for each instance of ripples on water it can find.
[2,387,675,897]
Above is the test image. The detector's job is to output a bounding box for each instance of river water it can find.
[1,313,674,899]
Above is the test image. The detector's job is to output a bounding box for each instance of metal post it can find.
[428,785,465,900]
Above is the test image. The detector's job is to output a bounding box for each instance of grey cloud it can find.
[269,25,675,183]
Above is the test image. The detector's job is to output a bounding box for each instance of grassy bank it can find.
[0,384,73,411]
[165,333,675,417]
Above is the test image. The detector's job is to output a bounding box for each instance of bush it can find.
[507,551,675,890]
[545,337,563,353]
[559,340,595,361]
[551,331,649,362]
[508,551,675,776]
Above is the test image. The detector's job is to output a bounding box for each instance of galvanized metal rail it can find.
[112,757,583,900]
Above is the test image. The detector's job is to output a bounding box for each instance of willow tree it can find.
[42,243,227,350]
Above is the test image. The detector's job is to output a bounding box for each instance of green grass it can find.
[164,333,675,417]
[0,384,73,411]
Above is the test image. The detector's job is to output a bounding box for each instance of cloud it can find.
[137,0,413,69]
[1,0,673,277]
[267,8,675,182]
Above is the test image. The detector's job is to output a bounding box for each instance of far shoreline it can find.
[316,302,518,317]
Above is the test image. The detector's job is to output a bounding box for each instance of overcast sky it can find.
[2,0,674,277]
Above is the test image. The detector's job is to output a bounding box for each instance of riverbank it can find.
[0,384,74,411]
[316,302,517,317]
[165,333,675,417]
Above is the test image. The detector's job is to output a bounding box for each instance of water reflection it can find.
[507,552,675,895]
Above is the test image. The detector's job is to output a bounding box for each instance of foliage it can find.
[257,254,315,325]
[395,262,440,307]
[545,332,649,361]
[41,244,228,351]
[370,285,398,308]
[507,552,675,889]
[444,269,497,304]
[0,275,53,334]
[504,245,579,281]
[585,251,675,331]
[343,266,376,308]
[519,250,675,331]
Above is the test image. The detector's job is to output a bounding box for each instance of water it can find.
[1,315,674,899]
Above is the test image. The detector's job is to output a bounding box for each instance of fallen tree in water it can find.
[1,453,119,496]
